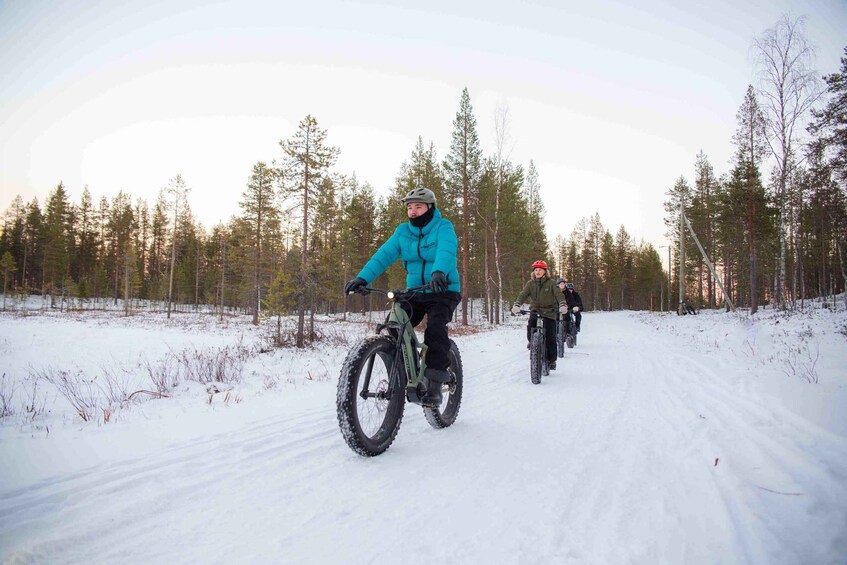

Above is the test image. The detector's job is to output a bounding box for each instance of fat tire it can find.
[530,332,543,384]
[337,335,405,456]
[423,340,463,429]
[556,321,565,358]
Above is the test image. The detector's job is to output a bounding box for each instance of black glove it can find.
[344,277,367,294]
[430,271,448,293]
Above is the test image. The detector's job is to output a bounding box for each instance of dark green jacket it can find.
[515,275,567,320]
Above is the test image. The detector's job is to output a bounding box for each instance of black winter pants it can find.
[527,311,557,362]
[401,291,461,371]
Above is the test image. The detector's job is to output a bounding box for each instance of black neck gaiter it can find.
[409,206,435,228]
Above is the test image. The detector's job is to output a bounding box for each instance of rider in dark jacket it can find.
[562,281,583,332]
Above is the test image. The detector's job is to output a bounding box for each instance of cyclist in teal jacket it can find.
[345,187,461,407]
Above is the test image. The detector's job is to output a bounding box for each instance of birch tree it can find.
[753,14,820,308]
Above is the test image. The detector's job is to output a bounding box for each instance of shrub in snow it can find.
[0,373,15,418]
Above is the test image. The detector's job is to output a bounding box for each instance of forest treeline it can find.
[0,90,665,338]
[663,22,847,314]
[2,18,846,344]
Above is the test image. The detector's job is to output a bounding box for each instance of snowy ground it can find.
[1,303,846,564]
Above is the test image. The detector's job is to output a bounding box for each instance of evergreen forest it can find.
[2,30,846,345]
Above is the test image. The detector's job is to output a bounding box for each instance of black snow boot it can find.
[422,368,449,407]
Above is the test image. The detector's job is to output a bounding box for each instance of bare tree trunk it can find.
[167,194,179,319]
[837,241,847,310]
[195,238,200,312]
[124,252,130,317]
[297,156,310,348]
[461,168,469,326]
[220,238,226,321]
[493,101,510,326]
[484,235,492,322]
[750,238,758,314]
[253,204,262,326]
[777,174,788,309]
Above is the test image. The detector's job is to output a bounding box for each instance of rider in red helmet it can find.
[511,260,567,370]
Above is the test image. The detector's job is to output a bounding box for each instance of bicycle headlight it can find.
[387,291,395,300]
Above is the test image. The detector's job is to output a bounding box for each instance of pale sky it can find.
[1,0,845,256]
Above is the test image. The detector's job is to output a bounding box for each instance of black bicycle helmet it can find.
[556,278,566,285]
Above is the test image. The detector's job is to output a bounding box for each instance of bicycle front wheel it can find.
[337,335,406,456]
[424,339,463,429]
[530,332,543,384]
[556,320,565,358]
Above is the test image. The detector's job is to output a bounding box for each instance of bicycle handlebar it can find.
[512,309,571,319]
[348,283,433,298]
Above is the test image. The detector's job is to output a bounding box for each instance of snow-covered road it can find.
[1,311,846,564]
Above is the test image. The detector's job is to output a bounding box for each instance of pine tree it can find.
[664,176,693,308]
[74,187,99,301]
[310,175,341,315]
[614,225,633,309]
[148,195,169,306]
[133,198,150,300]
[42,182,74,304]
[1,251,16,310]
[240,162,279,325]
[809,48,847,307]
[163,175,190,318]
[23,198,44,294]
[599,230,616,309]
[689,151,718,307]
[341,178,380,315]
[106,192,135,306]
[731,86,772,313]
[0,196,26,289]
[278,115,339,346]
[444,88,482,324]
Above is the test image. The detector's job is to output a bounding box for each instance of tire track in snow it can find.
[2,314,845,564]
[1,406,344,563]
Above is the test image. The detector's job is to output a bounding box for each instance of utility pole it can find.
[678,200,685,315]
[682,212,735,312]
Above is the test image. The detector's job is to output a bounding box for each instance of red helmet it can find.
[531,260,547,270]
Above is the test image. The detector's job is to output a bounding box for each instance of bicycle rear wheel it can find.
[530,332,543,384]
[337,335,406,456]
[424,340,463,429]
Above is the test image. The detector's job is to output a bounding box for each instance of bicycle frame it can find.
[520,309,547,336]
[360,286,429,402]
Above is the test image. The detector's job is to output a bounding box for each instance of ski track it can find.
[2,313,846,564]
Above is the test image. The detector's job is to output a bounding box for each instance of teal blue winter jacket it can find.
[356,208,461,293]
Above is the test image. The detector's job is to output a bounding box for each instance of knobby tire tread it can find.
[530,332,543,384]
[423,340,463,429]
[337,335,405,456]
